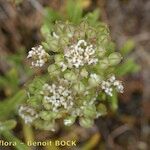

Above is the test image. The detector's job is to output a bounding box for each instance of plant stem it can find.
[23,123,34,145]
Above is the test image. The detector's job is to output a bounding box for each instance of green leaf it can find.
[0,120,17,131]
[85,9,100,26]
[41,24,51,36]
[115,59,140,76]
[0,76,8,88]
[8,68,19,86]
[0,90,26,119]
[120,39,135,56]
[44,7,61,26]
[66,0,83,23]
[1,131,29,150]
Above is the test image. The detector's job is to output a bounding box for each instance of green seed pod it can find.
[28,79,44,94]
[88,74,101,87]
[64,116,76,126]
[42,99,52,110]
[99,58,109,69]
[79,21,89,32]
[108,52,122,66]
[97,47,106,57]
[97,103,107,116]
[80,68,88,78]
[65,24,75,38]
[59,36,69,47]
[39,111,52,121]
[42,42,50,51]
[55,21,65,35]
[79,117,94,128]
[34,119,56,131]
[54,54,64,63]
[48,64,60,76]
[64,71,77,81]
[86,28,96,39]
[97,23,109,35]
[83,106,96,118]
[40,24,50,36]
[27,97,41,108]
[49,39,59,52]
[74,29,85,39]
[73,82,85,93]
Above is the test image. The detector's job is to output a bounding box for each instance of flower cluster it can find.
[19,20,124,130]
[18,105,38,124]
[101,75,124,96]
[64,40,98,68]
[41,83,74,112]
[27,45,49,67]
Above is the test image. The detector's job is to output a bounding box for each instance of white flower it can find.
[64,40,98,68]
[101,75,124,96]
[108,75,116,83]
[27,45,49,67]
[64,119,72,126]
[101,81,113,96]
[18,105,38,124]
[90,73,101,81]
[59,62,67,72]
[113,80,124,93]
[41,82,74,112]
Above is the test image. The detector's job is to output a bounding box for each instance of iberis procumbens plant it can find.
[19,20,123,131]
